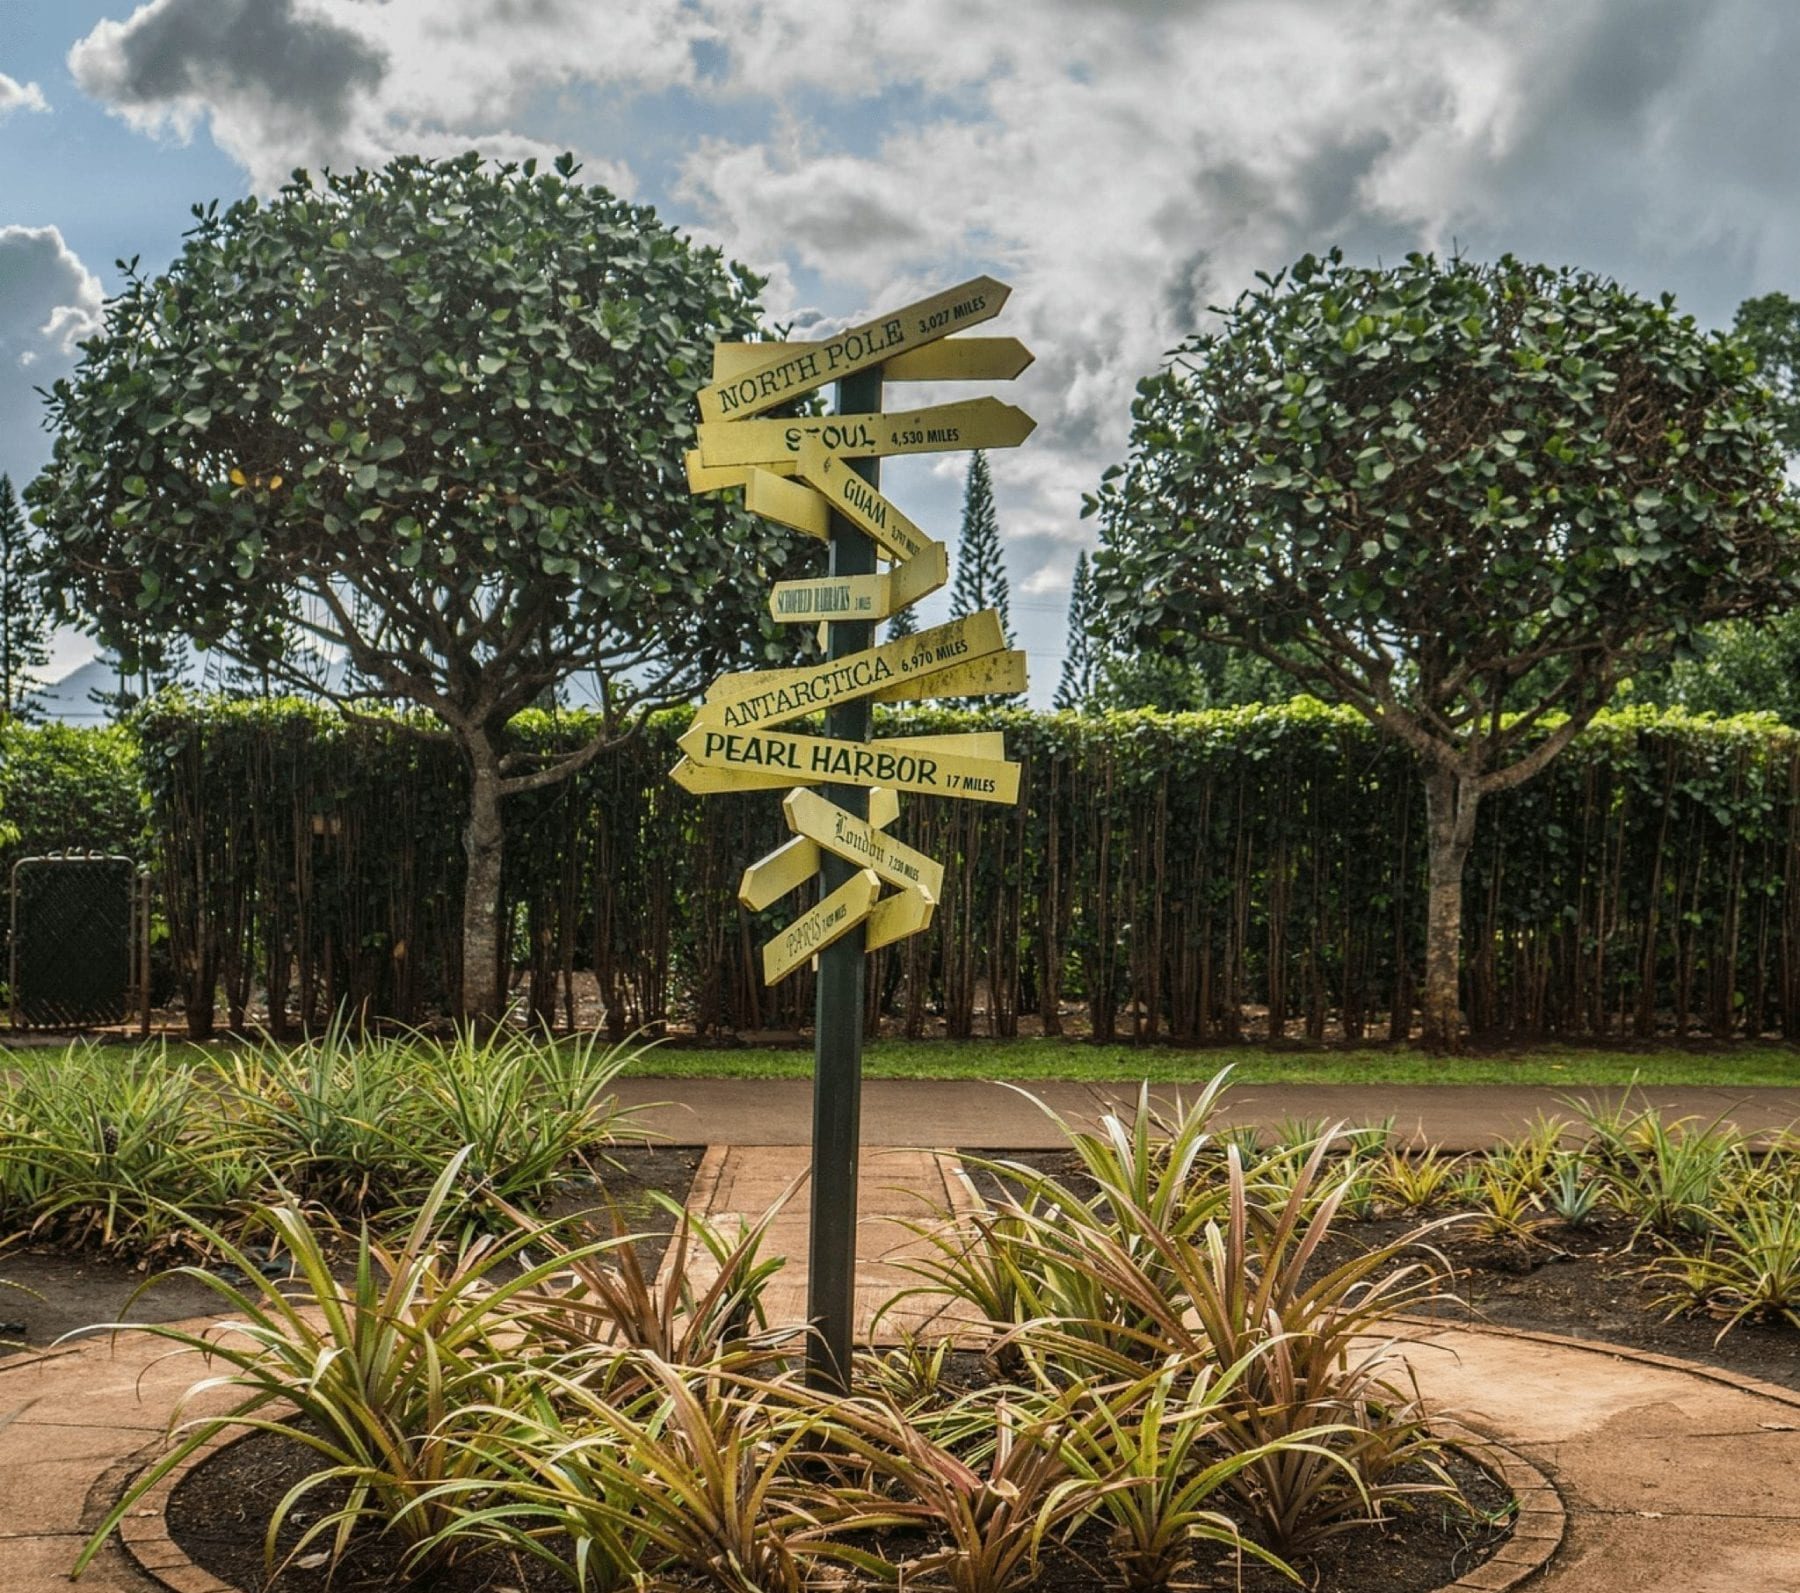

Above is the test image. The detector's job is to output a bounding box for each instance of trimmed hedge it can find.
[8,698,1800,1040]
[0,720,145,868]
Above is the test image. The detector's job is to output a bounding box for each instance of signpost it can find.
[694,613,1006,730]
[712,334,1033,386]
[783,788,946,902]
[678,722,1021,804]
[697,275,1011,422]
[694,397,1036,471]
[767,542,948,627]
[674,280,1032,1388]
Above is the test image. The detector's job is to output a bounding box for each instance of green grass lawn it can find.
[628,1038,1800,1086]
[47,1032,1797,1088]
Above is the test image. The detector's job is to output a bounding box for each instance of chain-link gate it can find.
[8,854,150,1030]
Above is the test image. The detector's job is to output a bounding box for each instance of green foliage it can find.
[0,474,49,719]
[923,1108,1461,1556]
[0,1043,264,1255]
[1060,1363,1296,1591]
[1627,614,1800,724]
[1375,1148,1463,1214]
[28,153,793,702]
[1459,1160,1550,1245]
[1544,1152,1605,1228]
[77,1151,611,1578]
[1093,249,1800,749]
[1598,1109,1746,1240]
[1650,1168,1800,1337]
[1053,549,1098,710]
[504,1190,789,1366]
[1733,291,1800,455]
[224,1019,422,1215]
[0,1029,641,1255]
[1091,642,1298,712]
[950,450,1013,646]
[830,1384,1108,1593]
[1619,292,1800,723]
[25,151,815,1017]
[75,1066,1634,1588]
[1092,248,1800,1042]
[0,717,144,870]
[19,694,1800,1040]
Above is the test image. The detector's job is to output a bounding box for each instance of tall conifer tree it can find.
[948,451,1013,644]
[1054,549,1099,709]
[0,474,50,720]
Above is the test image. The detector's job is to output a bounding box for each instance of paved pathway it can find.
[0,1336,226,1590]
[612,1077,1800,1150]
[1396,1322,1800,1592]
[3,1143,1799,1591]
[668,1144,983,1340]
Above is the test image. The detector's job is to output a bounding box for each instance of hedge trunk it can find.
[1421,766,1480,1051]
[461,744,507,1023]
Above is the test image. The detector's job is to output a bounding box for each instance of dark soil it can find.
[0,1144,701,1350]
[167,1423,1509,1593]
[168,1426,570,1592]
[1420,1214,1800,1390]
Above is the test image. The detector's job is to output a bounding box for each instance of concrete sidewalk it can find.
[611,1077,1800,1150]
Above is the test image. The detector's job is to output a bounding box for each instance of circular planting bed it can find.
[130,1411,1545,1593]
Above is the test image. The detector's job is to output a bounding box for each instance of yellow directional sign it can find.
[738,835,821,912]
[699,276,1010,424]
[763,868,880,985]
[871,648,1028,704]
[890,541,951,611]
[698,613,1005,731]
[677,753,982,796]
[767,541,948,627]
[706,622,1011,707]
[738,787,904,910]
[744,470,829,539]
[671,738,946,799]
[747,643,1025,704]
[711,335,1033,387]
[668,756,790,796]
[866,882,935,952]
[685,450,795,495]
[877,731,1006,760]
[680,723,1021,805]
[783,789,944,902]
[794,444,932,563]
[770,571,886,625]
[696,398,1036,472]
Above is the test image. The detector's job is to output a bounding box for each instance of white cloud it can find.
[664,0,1800,642]
[0,225,105,485]
[669,0,1544,587]
[49,0,1800,696]
[67,0,689,192]
[0,71,49,119]
[68,0,391,187]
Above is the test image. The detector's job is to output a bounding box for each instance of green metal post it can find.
[807,365,881,1391]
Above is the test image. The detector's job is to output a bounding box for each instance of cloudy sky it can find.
[4,0,1799,699]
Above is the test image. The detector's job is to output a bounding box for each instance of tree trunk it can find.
[1421,765,1481,1051]
[460,741,507,1024]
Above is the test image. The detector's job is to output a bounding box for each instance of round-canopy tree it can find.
[1093,249,1800,1048]
[29,152,801,1021]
